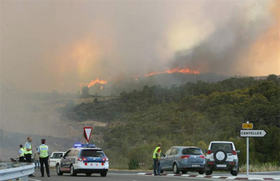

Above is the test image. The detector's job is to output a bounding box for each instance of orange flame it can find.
[87,78,108,88]
[145,67,200,77]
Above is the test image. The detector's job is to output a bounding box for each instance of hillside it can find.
[65,75,280,169]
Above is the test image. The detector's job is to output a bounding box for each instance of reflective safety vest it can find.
[24,142,32,154]
[19,148,25,157]
[153,146,161,159]
[39,144,49,158]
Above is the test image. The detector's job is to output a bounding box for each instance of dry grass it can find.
[240,163,280,172]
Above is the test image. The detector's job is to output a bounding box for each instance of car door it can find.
[166,147,177,170]
[62,150,74,170]
[60,150,70,170]
[160,148,172,170]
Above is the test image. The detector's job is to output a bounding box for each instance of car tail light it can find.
[84,162,88,166]
[208,161,214,165]
[181,155,190,159]
[232,151,237,155]
[229,162,235,165]
[200,155,205,159]
[207,150,212,154]
[101,162,104,166]
[102,157,108,162]
[78,157,87,162]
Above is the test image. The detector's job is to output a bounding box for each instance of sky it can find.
[0,0,279,92]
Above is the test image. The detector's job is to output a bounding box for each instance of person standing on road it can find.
[18,144,25,162]
[153,144,161,176]
[24,137,33,163]
[38,139,50,177]
[33,148,40,169]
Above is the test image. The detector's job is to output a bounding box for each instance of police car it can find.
[56,143,109,177]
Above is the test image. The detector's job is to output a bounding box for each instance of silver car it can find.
[160,146,205,174]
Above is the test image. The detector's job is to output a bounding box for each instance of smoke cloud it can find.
[1,0,278,92]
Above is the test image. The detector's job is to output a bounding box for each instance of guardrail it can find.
[0,162,34,181]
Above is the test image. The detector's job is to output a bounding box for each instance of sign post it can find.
[240,122,266,176]
[83,127,93,143]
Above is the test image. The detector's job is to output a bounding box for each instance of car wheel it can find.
[56,164,63,176]
[205,170,212,175]
[173,163,179,174]
[231,170,238,176]
[86,173,91,176]
[70,165,77,176]
[198,170,204,174]
[100,171,107,177]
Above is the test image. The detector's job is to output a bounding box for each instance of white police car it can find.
[56,144,109,177]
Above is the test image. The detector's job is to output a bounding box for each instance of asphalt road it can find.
[29,170,217,181]
[28,169,280,181]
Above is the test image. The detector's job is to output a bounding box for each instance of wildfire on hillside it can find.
[87,78,108,88]
[145,67,200,77]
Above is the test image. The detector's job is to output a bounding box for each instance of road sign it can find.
[83,127,93,143]
[242,123,253,129]
[240,130,267,137]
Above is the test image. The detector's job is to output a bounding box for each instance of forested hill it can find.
[65,75,280,168]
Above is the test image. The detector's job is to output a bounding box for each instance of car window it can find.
[81,150,104,157]
[51,153,63,159]
[64,150,71,158]
[211,143,233,153]
[66,150,76,157]
[170,148,178,155]
[182,148,203,155]
[165,148,172,156]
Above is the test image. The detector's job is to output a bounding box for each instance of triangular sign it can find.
[83,127,93,143]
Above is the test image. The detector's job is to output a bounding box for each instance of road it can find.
[29,170,216,181]
[29,169,280,181]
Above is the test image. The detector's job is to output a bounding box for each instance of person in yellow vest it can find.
[24,137,33,163]
[18,144,25,162]
[38,139,50,177]
[153,144,161,176]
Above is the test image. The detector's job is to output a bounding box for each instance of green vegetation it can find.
[66,75,280,169]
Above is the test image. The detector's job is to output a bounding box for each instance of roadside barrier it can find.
[0,163,34,181]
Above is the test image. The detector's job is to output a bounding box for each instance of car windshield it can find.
[182,148,202,155]
[211,143,233,153]
[51,153,63,159]
[80,150,104,157]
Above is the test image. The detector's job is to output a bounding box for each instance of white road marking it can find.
[29,178,42,181]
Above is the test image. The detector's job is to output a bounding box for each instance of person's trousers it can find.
[19,156,25,162]
[24,154,32,162]
[39,157,50,177]
[153,159,161,175]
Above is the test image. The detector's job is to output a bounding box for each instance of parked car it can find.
[205,141,239,176]
[160,146,205,174]
[49,152,65,167]
[56,144,109,177]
